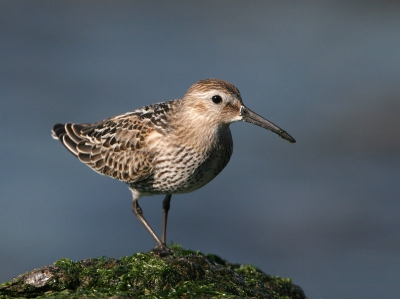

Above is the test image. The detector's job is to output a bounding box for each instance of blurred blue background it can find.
[1,1,399,298]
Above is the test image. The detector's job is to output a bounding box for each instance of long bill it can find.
[240,106,296,143]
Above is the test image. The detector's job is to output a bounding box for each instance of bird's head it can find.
[181,78,296,143]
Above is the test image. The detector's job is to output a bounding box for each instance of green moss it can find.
[0,244,306,299]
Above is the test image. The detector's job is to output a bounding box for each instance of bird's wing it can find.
[52,114,158,183]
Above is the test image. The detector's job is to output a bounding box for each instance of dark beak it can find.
[240,106,296,143]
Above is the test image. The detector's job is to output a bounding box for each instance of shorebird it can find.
[52,78,295,252]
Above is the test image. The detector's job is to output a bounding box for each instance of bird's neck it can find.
[172,116,232,154]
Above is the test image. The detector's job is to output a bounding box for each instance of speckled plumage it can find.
[52,78,295,251]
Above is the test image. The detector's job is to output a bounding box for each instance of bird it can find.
[52,78,295,252]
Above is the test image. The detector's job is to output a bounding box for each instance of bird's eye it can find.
[212,95,222,104]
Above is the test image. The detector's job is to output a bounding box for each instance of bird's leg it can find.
[162,194,172,244]
[131,197,170,252]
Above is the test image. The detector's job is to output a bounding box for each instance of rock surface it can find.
[0,245,306,298]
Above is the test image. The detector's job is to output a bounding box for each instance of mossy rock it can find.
[0,244,306,298]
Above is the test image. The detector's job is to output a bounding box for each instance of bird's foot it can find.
[149,244,173,257]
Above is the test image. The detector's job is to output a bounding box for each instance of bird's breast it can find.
[130,127,233,195]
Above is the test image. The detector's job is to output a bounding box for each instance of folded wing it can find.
[52,115,156,183]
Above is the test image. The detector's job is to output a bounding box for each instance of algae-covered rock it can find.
[0,244,306,298]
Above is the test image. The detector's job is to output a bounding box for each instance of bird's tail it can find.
[51,123,86,157]
[51,123,65,140]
